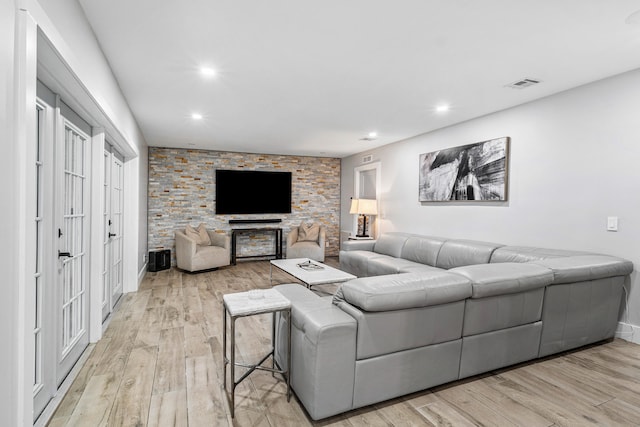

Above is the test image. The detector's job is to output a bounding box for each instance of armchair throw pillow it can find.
[185,223,211,246]
[297,223,320,242]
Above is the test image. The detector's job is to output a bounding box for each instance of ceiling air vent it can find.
[505,78,542,89]
[362,154,373,163]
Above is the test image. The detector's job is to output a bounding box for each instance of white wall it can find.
[341,69,640,331]
[31,0,145,152]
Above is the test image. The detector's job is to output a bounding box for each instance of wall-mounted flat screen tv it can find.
[215,169,292,214]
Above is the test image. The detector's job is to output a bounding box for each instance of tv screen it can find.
[215,169,292,214]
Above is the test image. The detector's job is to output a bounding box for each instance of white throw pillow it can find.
[185,223,211,246]
[297,223,320,242]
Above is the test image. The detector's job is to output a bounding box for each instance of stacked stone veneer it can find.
[148,147,341,266]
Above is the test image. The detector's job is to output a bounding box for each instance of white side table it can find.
[222,289,292,418]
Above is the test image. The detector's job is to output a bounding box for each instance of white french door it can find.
[102,146,124,321]
[33,101,55,420]
[32,94,92,420]
[56,117,90,384]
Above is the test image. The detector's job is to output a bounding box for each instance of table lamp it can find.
[349,198,378,238]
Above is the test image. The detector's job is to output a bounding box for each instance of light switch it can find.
[607,216,618,232]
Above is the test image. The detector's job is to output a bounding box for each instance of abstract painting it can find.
[419,137,509,202]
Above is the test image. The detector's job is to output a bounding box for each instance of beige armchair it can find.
[286,225,326,262]
[175,228,231,272]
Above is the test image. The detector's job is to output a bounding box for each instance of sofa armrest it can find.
[175,231,196,271]
[341,239,376,252]
[207,230,230,249]
[286,227,299,248]
[317,227,326,248]
[274,284,357,420]
[175,231,196,255]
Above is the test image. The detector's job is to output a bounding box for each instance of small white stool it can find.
[222,289,291,418]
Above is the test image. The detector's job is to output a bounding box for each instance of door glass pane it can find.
[61,125,87,354]
[34,106,43,390]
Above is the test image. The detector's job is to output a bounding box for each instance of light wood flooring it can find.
[48,258,640,426]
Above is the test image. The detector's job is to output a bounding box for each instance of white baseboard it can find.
[615,321,640,344]
[138,262,147,286]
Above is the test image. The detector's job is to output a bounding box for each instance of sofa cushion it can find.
[367,257,426,276]
[490,246,589,263]
[191,244,227,270]
[531,255,634,284]
[333,272,471,312]
[340,239,376,252]
[449,262,553,298]
[372,233,412,258]
[435,239,503,270]
[398,264,447,275]
[339,250,381,277]
[337,299,465,360]
[462,288,544,336]
[401,235,446,267]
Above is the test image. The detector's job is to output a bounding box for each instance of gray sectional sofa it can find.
[273,233,634,420]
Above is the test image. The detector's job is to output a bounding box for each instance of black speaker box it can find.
[148,249,171,272]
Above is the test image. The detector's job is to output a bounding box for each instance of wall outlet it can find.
[142,254,147,263]
[325,241,330,247]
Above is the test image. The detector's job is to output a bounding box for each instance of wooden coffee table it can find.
[270,258,356,289]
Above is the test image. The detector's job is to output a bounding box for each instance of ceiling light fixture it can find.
[360,132,378,142]
[191,113,203,120]
[435,104,450,113]
[200,67,217,77]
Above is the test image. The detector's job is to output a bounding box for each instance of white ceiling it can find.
[78,0,640,158]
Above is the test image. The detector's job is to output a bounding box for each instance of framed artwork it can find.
[419,136,509,202]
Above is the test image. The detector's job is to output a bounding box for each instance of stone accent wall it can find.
[148,147,341,265]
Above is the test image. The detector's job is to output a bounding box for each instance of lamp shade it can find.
[349,198,378,215]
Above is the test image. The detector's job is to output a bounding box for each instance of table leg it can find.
[230,316,236,418]
[231,231,237,265]
[222,307,227,391]
[271,312,277,377]
[287,309,291,401]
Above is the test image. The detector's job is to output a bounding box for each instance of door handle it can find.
[58,251,72,258]
[109,233,117,238]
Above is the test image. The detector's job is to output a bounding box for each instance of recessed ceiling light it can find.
[200,67,216,77]
[436,104,450,113]
[368,132,378,138]
[191,113,203,120]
